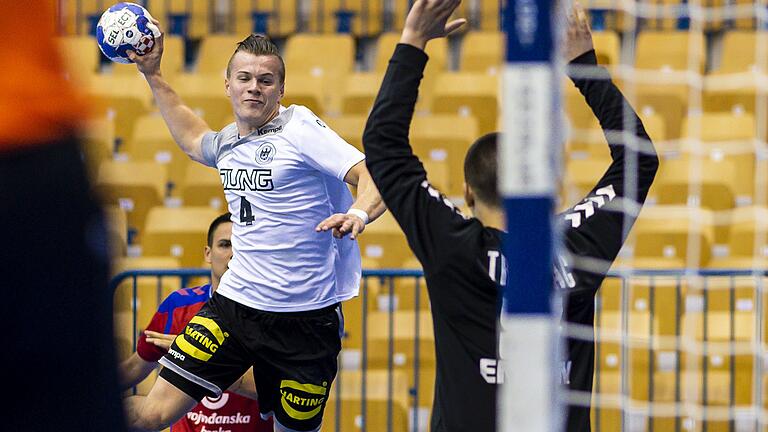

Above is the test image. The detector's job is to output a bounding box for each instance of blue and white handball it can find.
[96,2,161,64]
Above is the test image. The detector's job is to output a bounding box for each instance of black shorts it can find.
[159,293,343,432]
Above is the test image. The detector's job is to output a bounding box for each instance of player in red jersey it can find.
[120,213,272,432]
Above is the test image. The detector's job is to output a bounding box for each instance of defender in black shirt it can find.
[363,2,658,431]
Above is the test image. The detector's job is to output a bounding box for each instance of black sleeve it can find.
[559,50,660,277]
[363,44,476,272]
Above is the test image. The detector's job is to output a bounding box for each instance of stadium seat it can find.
[323,370,410,432]
[180,163,226,210]
[56,35,100,82]
[233,0,297,37]
[592,30,621,66]
[307,0,384,36]
[463,0,501,31]
[194,35,242,76]
[284,34,355,113]
[281,73,326,116]
[341,72,385,115]
[358,211,415,268]
[112,256,183,394]
[374,33,448,110]
[85,74,154,141]
[112,34,185,78]
[652,157,737,212]
[704,31,768,116]
[325,114,368,151]
[460,31,503,74]
[171,73,234,130]
[632,31,705,139]
[104,205,128,257]
[150,0,210,38]
[678,112,757,207]
[95,160,168,239]
[141,206,222,268]
[367,309,436,407]
[636,31,705,73]
[81,115,117,176]
[562,156,613,205]
[127,114,190,186]
[431,73,499,135]
[58,0,103,35]
[410,114,479,195]
[710,206,768,263]
[627,205,715,267]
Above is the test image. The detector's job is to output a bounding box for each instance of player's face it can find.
[205,222,233,288]
[225,53,284,131]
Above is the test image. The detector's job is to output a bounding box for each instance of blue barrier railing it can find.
[111,268,767,432]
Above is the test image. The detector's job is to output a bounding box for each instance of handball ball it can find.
[96,2,160,64]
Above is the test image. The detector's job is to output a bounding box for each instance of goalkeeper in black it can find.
[363,1,658,431]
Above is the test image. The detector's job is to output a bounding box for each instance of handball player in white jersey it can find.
[123,27,385,432]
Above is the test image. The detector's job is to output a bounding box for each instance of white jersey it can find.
[200,105,365,312]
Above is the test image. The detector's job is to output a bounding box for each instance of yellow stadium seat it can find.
[56,35,100,81]
[463,0,501,31]
[127,114,190,186]
[421,159,453,197]
[704,32,768,115]
[431,73,499,135]
[326,114,367,151]
[95,160,168,238]
[367,309,436,407]
[85,74,154,141]
[410,114,479,196]
[716,206,768,261]
[341,72,385,115]
[460,31,503,74]
[323,370,410,432]
[58,0,103,35]
[112,255,182,395]
[81,115,117,177]
[653,157,737,211]
[375,33,448,109]
[629,205,715,267]
[112,35,185,78]
[104,205,128,257]
[180,163,226,211]
[592,31,621,66]
[636,31,705,73]
[233,0,297,36]
[284,34,355,113]
[155,0,210,38]
[141,206,222,268]
[358,211,415,268]
[678,112,757,206]
[562,157,613,205]
[631,31,705,139]
[384,258,430,311]
[308,0,384,36]
[194,35,242,76]
[171,73,234,130]
[281,73,326,116]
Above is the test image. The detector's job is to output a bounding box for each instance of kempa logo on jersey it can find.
[220,168,274,191]
[257,124,283,135]
[279,380,327,420]
[174,316,229,362]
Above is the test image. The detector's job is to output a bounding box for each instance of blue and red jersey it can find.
[137,284,272,432]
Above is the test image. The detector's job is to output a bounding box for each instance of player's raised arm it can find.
[559,2,659,262]
[128,20,212,165]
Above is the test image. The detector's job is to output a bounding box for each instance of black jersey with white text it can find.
[363,45,658,432]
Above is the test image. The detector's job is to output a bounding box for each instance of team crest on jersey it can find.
[255,142,277,165]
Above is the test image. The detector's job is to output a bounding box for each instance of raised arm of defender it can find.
[128,20,212,165]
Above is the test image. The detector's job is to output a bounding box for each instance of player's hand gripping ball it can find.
[96,2,160,64]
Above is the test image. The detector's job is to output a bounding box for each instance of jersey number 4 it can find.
[239,196,255,225]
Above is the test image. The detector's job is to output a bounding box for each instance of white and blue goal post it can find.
[499,0,562,430]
